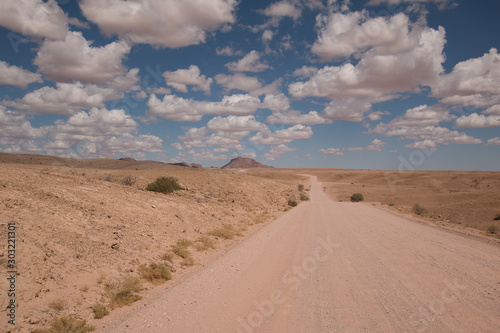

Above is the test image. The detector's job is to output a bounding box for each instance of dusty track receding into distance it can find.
[99,176,500,332]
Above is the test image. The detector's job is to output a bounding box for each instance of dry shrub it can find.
[138,263,172,284]
[300,193,309,201]
[194,235,215,251]
[92,303,109,319]
[413,203,427,216]
[121,175,137,186]
[288,199,297,207]
[494,213,500,221]
[487,225,498,234]
[48,299,66,311]
[105,276,142,309]
[32,316,95,333]
[104,174,114,182]
[176,239,193,248]
[208,224,236,240]
[180,257,195,267]
[171,245,191,259]
[161,252,174,262]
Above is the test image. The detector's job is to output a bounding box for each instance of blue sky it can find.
[0,0,499,170]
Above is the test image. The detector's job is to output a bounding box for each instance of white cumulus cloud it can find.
[79,0,237,48]
[163,65,213,95]
[34,31,132,85]
[0,0,68,40]
[0,60,43,88]
[250,124,313,145]
[225,51,270,72]
[147,94,262,122]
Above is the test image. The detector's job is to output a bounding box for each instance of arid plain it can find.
[0,153,499,332]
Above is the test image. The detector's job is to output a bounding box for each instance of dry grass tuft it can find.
[180,256,195,267]
[194,235,215,251]
[161,252,174,262]
[413,203,427,216]
[138,263,172,284]
[48,298,66,311]
[32,316,95,333]
[487,225,498,234]
[171,245,191,259]
[121,175,137,186]
[208,224,237,240]
[176,238,193,248]
[105,276,142,309]
[92,303,109,319]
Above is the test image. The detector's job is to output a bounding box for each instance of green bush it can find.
[350,193,363,202]
[299,193,309,201]
[145,176,182,194]
[288,199,298,207]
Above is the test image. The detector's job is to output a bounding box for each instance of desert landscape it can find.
[1,153,499,332]
[0,153,301,332]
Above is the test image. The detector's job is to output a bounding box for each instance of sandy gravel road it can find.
[99,176,500,332]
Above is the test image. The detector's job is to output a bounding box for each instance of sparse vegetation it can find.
[288,199,298,207]
[138,263,172,284]
[104,174,114,182]
[48,298,66,311]
[298,184,304,192]
[121,175,137,186]
[32,316,95,333]
[413,203,427,216]
[194,235,215,251]
[176,238,193,248]
[171,245,191,259]
[300,193,309,201]
[96,272,106,284]
[92,303,109,319]
[145,176,182,194]
[105,276,143,309]
[180,256,195,267]
[208,224,237,240]
[388,203,395,207]
[350,193,364,202]
[161,252,174,262]
[487,225,498,234]
[494,213,500,221]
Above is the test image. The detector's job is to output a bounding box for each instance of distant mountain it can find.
[169,162,203,168]
[119,157,137,162]
[221,157,272,169]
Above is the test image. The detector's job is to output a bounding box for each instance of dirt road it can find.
[99,176,500,332]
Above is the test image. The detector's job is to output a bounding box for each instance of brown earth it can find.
[0,154,299,332]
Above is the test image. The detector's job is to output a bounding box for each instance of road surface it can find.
[99,176,500,332]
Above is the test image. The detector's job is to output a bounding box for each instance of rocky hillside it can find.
[221,157,272,169]
[0,155,298,332]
